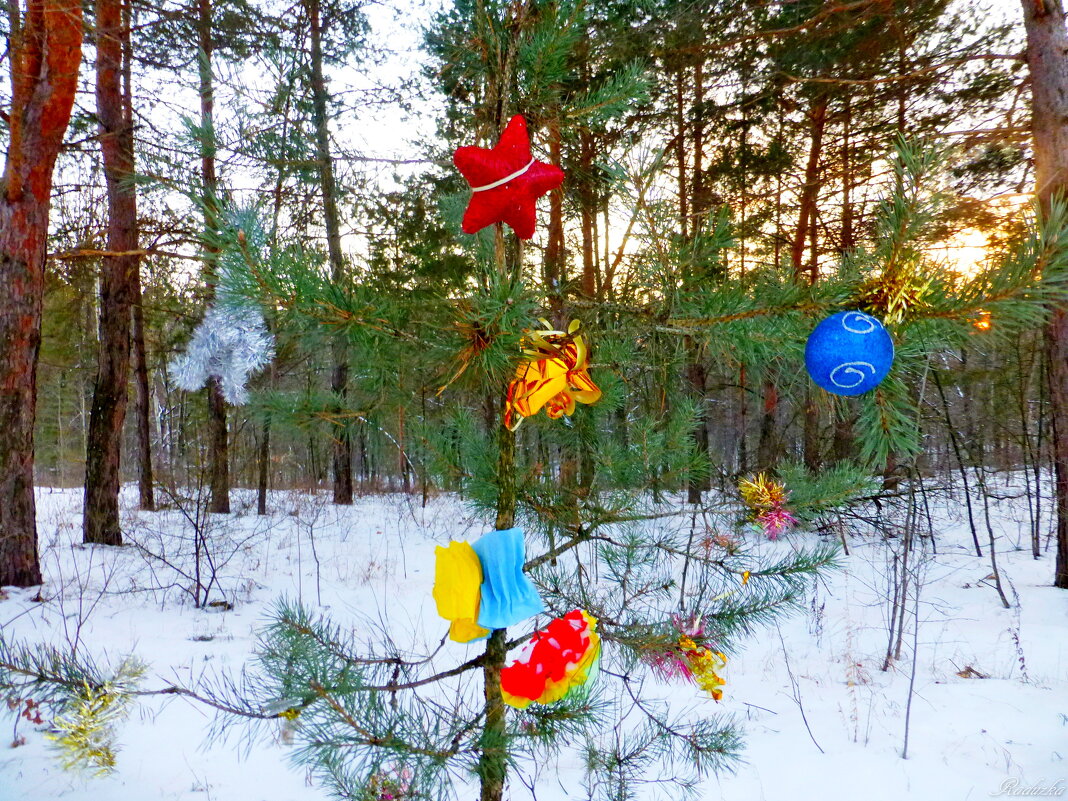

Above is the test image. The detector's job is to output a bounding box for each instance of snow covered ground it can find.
[1,483,1065,801]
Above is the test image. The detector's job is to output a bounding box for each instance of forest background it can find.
[4,0,1068,798]
[8,0,1052,533]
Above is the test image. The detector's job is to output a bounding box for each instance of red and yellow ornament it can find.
[501,609,601,708]
[677,636,728,701]
[643,614,730,701]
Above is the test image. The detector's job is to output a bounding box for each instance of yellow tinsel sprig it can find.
[856,271,932,326]
[46,657,145,776]
[738,473,787,511]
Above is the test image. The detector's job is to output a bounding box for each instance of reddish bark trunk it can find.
[692,60,704,228]
[794,96,828,472]
[0,0,83,586]
[791,96,827,281]
[579,130,596,298]
[840,96,855,253]
[832,100,856,465]
[84,0,138,545]
[1020,0,1068,587]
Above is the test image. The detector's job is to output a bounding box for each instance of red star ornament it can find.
[453,115,564,240]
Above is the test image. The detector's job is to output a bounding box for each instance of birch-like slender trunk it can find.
[197,0,230,513]
[307,0,353,504]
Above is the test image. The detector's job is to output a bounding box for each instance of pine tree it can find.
[305,0,358,506]
[2,2,1065,796]
[191,4,849,798]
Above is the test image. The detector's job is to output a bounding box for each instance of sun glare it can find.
[938,227,991,278]
[936,194,1032,279]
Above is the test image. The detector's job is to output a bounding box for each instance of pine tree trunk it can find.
[579,127,596,298]
[478,626,508,801]
[475,219,518,801]
[0,235,45,586]
[544,116,564,317]
[832,402,855,464]
[307,0,353,504]
[674,68,688,240]
[1020,0,1068,588]
[840,96,855,254]
[795,95,827,473]
[756,380,779,471]
[257,415,270,515]
[84,0,137,545]
[686,345,708,503]
[479,389,515,801]
[832,99,856,463]
[128,3,153,512]
[692,59,705,225]
[197,0,229,514]
[802,386,821,471]
[791,96,827,282]
[737,366,749,473]
[132,269,154,510]
[685,59,710,503]
[0,0,82,586]
[207,377,230,511]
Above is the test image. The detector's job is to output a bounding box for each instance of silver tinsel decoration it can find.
[170,301,274,405]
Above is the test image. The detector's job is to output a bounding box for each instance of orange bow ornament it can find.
[503,319,601,431]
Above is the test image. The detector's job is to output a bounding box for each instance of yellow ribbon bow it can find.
[504,319,602,430]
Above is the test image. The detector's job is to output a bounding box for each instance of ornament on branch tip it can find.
[739,473,797,540]
[432,541,490,643]
[170,301,274,405]
[501,610,600,709]
[804,310,894,397]
[642,615,728,701]
[363,766,414,801]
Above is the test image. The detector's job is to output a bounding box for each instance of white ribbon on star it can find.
[471,158,535,192]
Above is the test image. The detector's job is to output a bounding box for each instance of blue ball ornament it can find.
[804,311,895,396]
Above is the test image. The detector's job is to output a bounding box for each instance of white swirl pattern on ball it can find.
[830,361,876,389]
[841,311,877,334]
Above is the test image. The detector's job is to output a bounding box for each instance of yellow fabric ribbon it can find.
[432,541,490,643]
